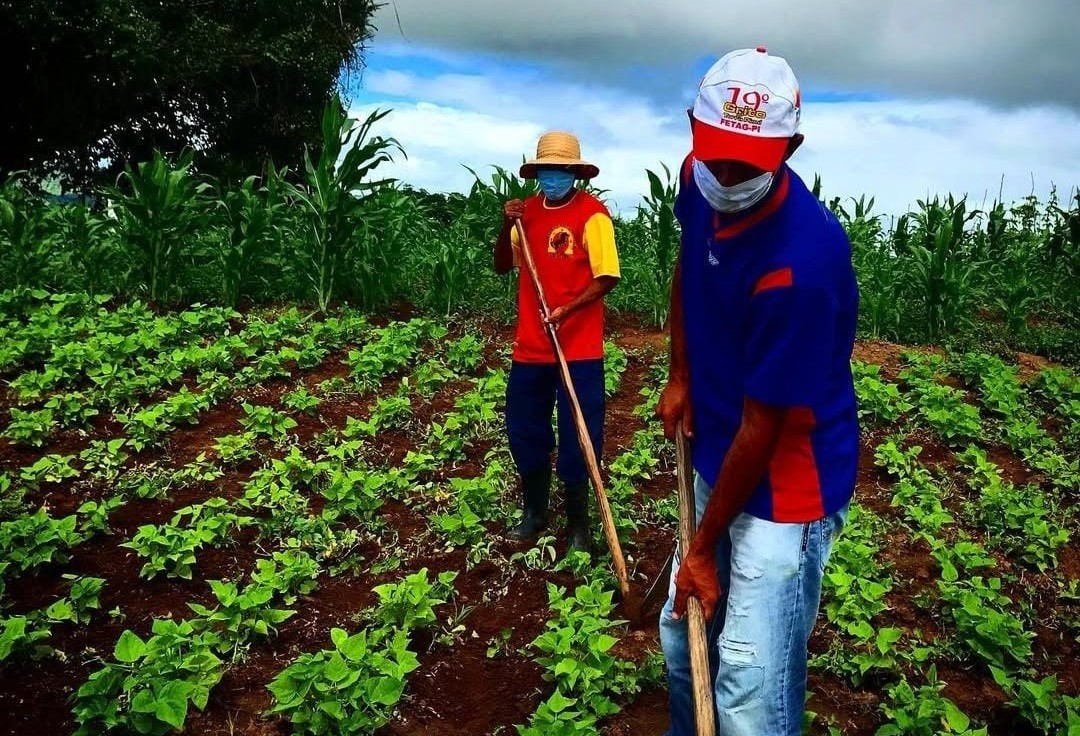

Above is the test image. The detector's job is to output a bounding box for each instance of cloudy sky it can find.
[343,1,1080,218]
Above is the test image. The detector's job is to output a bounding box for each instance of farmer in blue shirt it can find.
[656,47,860,736]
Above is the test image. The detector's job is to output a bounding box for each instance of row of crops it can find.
[0,291,1076,734]
[1,104,1077,364]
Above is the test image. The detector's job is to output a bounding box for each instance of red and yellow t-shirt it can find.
[510,190,620,363]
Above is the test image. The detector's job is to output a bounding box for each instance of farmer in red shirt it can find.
[493,131,621,554]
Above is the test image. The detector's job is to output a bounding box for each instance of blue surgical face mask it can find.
[537,170,576,201]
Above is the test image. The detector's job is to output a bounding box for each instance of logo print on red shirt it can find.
[547,226,576,257]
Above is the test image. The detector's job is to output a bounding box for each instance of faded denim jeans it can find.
[659,473,847,736]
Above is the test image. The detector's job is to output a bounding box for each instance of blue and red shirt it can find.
[675,156,860,523]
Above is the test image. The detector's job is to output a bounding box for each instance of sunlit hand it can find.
[656,377,694,441]
[503,199,525,222]
[672,543,720,621]
[545,306,570,326]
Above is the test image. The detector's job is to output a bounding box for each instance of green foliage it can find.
[899,358,982,445]
[72,619,224,736]
[370,568,458,632]
[318,465,389,521]
[938,575,1033,669]
[821,506,894,641]
[122,499,255,579]
[266,626,420,735]
[854,361,914,423]
[876,666,988,735]
[19,453,80,487]
[610,165,680,327]
[46,575,107,626]
[0,507,85,575]
[4,1,380,189]
[517,581,639,736]
[2,139,1075,361]
[214,168,287,307]
[240,402,299,442]
[0,473,25,522]
[603,341,628,397]
[282,386,322,414]
[445,334,486,374]
[990,670,1080,736]
[288,101,402,312]
[0,176,54,289]
[187,578,298,660]
[0,615,52,663]
[1,574,109,664]
[431,501,485,548]
[957,446,1070,570]
[50,202,123,297]
[346,318,439,391]
[3,407,55,447]
[110,150,212,303]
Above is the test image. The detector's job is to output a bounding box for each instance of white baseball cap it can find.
[690,46,802,171]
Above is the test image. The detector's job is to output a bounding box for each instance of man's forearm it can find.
[560,275,618,316]
[494,220,515,274]
[692,399,786,551]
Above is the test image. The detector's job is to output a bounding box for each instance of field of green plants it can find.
[0,102,1078,736]
[2,102,1077,361]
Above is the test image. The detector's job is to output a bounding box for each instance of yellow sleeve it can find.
[510,225,521,268]
[583,213,620,278]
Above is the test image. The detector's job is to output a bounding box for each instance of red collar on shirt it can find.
[712,168,790,239]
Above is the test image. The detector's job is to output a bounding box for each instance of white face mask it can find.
[692,159,773,213]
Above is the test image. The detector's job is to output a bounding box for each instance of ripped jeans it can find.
[659,473,847,736]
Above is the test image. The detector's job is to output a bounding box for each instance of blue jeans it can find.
[505,359,604,486]
[659,473,847,736]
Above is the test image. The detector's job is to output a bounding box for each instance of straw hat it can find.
[520,131,599,180]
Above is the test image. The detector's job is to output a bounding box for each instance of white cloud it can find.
[349,101,546,192]
[372,0,1080,109]
[350,64,1080,219]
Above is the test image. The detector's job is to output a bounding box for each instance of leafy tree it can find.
[0,0,380,189]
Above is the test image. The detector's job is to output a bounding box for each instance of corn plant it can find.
[901,196,985,341]
[625,165,680,327]
[110,149,211,304]
[50,202,123,297]
[0,174,52,288]
[347,186,423,310]
[289,99,402,312]
[214,166,286,307]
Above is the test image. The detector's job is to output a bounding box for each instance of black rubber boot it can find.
[506,467,551,541]
[564,480,591,554]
